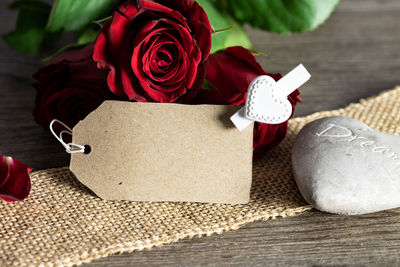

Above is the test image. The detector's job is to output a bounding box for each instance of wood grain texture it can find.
[0,0,400,265]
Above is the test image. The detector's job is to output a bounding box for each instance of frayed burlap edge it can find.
[64,205,311,266]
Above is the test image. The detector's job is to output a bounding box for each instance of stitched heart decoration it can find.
[245,75,292,124]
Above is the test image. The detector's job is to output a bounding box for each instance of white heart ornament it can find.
[245,75,292,124]
[230,64,310,131]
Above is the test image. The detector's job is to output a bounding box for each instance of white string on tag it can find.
[230,64,311,131]
[49,119,86,154]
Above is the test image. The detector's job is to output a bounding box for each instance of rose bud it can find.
[93,0,212,103]
[0,156,32,202]
[192,46,301,159]
[33,44,120,132]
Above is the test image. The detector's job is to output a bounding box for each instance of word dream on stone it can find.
[292,116,400,215]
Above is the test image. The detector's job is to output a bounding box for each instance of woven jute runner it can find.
[1,86,400,266]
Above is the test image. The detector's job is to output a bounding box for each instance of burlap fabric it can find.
[1,87,400,266]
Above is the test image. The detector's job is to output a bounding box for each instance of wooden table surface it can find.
[1,0,400,265]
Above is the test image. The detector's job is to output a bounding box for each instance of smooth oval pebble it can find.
[292,116,400,215]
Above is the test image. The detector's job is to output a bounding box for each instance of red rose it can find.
[93,0,212,103]
[192,46,301,159]
[33,44,119,132]
[0,156,32,202]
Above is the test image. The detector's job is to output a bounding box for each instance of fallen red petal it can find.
[0,156,32,202]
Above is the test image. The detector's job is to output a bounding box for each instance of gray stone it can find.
[292,116,400,215]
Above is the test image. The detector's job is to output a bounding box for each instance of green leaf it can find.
[225,0,340,34]
[201,79,218,90]
[2,0,52,53]
[76,25,100,45]
[196,0,251,53]
[46,0,117,32]
[42,25,100,62]
[92,16,112,28]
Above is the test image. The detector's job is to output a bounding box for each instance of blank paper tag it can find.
[70,101,254,204]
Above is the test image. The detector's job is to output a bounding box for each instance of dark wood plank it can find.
[0,0,400,266]
[250,0,400,117]
[92,210,400,266]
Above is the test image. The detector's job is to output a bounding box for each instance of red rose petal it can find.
[161,18,194,55]
[132,34,188,100]
[143,39,176,77]
[0,156,32,202]
[224,47,265,75]
[185,46,201,89]
[93,28,125,98]
[149,44,178,76]
[139,0,187,26]
[155,46,173,68]
[132,20,160,48]
[179,62,205,103]
[93,1,140,100]
[144,41,185,85]
[187,1,212,57]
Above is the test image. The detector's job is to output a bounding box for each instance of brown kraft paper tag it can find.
[70,101,254,204]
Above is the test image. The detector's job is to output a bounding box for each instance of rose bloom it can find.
[0,156,32,202]
[33,44,119,132]
[93,0,212,103]
[192,46,301,159]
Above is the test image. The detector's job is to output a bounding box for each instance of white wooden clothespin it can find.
[230,64,311,131]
